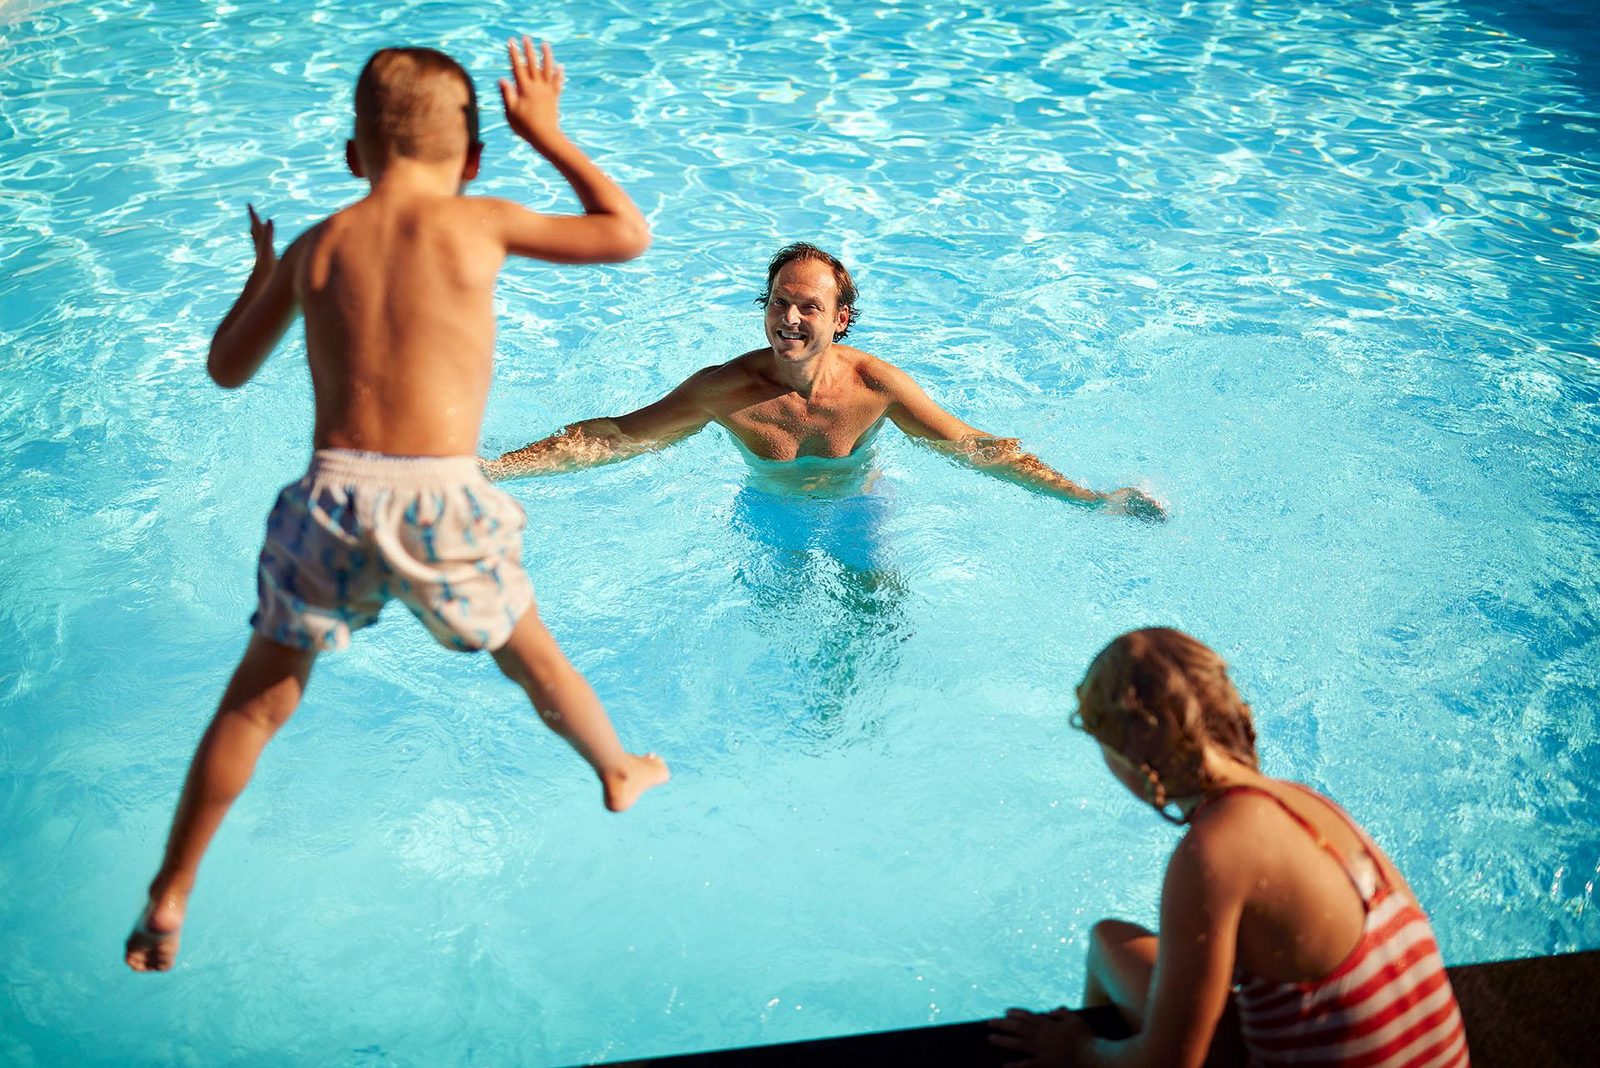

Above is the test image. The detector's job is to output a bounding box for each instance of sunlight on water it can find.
[2,0,1597,1064]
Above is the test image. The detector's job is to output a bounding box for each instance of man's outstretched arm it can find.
[876,362,1166,520]
[484,368,718,481]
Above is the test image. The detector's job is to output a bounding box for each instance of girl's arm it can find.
[1104,830,1247,1068]
[993,827,1246,1068]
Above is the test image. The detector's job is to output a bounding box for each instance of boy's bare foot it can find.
[602,752,670,812]
[125,892,186,972]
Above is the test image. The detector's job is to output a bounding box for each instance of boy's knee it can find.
[220,638,315,728]
[494,647,569,702]
[492,648,536,691]
[219,679,303,730]
[221,703,290,733]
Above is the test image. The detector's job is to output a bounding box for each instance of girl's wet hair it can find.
[1075,628,1258,818]
[355,47,481,162]
[754,242,859,340]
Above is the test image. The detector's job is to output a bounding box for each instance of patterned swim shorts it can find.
[250,450,535,653]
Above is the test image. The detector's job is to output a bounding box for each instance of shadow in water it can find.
[729,482,911,747]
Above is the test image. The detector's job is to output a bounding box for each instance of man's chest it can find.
[720,393,889,459]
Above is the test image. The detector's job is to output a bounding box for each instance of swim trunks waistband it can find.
[308,449,484,488]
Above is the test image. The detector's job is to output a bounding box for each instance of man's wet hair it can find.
[354,47,481,162]
[755,242,859,340]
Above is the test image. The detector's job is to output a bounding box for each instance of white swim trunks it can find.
[251,450,535,653]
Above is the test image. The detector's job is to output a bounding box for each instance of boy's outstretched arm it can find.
[488,37,650,264]
[208,205,300,389]
[878,362,1167,521]
[485,368,717,481]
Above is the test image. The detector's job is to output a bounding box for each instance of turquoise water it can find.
[3,0,1598,1063]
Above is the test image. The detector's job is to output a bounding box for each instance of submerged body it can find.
[731,431,882,498]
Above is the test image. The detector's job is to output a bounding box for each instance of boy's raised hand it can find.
[246,203,276,274]
[499,37,565,149]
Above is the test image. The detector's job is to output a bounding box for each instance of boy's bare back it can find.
[294,192,506,455]
[208,39,649,455]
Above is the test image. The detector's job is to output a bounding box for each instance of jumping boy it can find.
[125,39,669,973]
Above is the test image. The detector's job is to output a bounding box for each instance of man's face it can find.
[764,259,850,362]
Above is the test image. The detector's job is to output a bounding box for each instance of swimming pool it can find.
[2,0,1596,1062]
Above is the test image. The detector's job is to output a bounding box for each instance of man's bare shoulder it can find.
[680,351,766,397]
[703,349,789,381]
[845,348,916,397]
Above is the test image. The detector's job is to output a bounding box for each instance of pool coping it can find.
[589,948,1598,1067]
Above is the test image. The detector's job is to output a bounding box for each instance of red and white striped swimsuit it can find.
[1220,785,1470,1068]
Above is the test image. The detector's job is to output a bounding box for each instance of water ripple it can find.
[3,0,1599,1064]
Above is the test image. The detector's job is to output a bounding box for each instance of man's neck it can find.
[765,343,838,398]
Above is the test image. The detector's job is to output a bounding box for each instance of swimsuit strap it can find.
[1195,783,1387,905]
[1278,781,1392,893]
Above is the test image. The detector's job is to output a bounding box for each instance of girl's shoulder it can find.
[1167,791,1286,891]
[1186,781,1304,834]
[1184,781,1411,900]
[1174,784,1322,878]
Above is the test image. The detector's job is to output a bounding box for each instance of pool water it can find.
[2,0,1597,1064]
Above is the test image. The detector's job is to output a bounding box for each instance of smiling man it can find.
[484,242,1164,519]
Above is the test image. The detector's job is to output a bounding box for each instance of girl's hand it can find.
[246,204,276,274]
[499,36,564,150]
[988,1007,1095,1068]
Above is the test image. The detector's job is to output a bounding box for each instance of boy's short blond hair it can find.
[354,47,481,162]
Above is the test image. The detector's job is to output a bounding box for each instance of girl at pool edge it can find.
[990,628,1468,1068]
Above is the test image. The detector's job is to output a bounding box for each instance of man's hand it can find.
[989,1007,1095,1067]
[247,203,276,275]
[1101,487,1167,523]
[499,36,564,150]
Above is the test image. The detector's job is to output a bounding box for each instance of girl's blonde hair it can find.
[1075,628,1258,819]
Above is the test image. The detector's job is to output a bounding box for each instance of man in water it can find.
[484,243,1164,519]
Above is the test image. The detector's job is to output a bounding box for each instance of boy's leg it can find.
[125,634,317,972]
[490,607,667,812]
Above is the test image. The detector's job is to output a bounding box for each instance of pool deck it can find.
[595,949,1598,1067]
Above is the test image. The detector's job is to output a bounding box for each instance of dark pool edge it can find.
[586,949,1599,1067]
